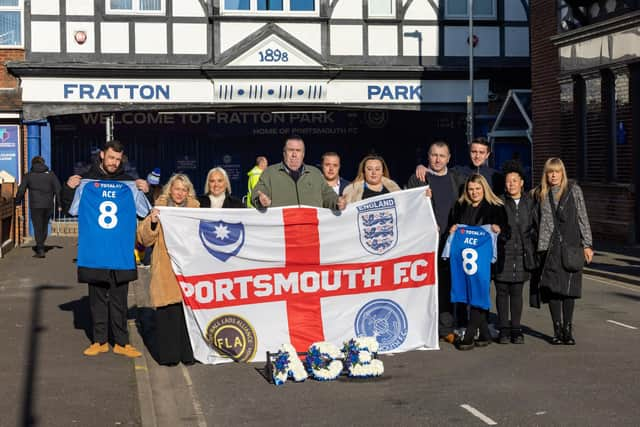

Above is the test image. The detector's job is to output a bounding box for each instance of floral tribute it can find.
[305,342,344,381]
[342,337,384,378]
[271,344,307,386]
[270,336,384,386]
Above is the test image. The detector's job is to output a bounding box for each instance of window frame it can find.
[106,0,166,16]
[221,0,318,17]
[444,0,497,20]
[367,0,396,19]
[0,0,24,49]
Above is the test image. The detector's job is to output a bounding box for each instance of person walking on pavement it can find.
[246,156,267,208]
[533,157,593,345]
[252,136,346,210]
[63,139,149,358]
[15,156,62,258]
[137,174,199,365]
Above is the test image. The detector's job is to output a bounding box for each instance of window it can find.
[368,0,394,18]
[107,0,164,14]
[223,0,316,14]
[445,0,496,19]
[0,0,22,47]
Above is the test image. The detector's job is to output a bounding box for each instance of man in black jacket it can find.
[15,156,62,258]
[407,141,465,343]
[62,140,149,358]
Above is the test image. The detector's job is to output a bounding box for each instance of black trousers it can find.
[495,281,524,330]
[88,275,129,346]
[155,303,195,365]
[438,257,455,336]
[548,294,576,325]
[30,207,51,251]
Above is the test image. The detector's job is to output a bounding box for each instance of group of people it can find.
[409,138,593,350]
[16,134,593,365]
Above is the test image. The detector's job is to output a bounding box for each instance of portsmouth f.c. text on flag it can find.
[158,187,439,364]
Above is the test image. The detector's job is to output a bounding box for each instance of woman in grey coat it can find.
[534,158,593,345]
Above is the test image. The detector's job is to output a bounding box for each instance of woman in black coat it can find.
[534,158,593,345]
[495,161,536,344]
[448,174,507,350]
[198,167,244,209]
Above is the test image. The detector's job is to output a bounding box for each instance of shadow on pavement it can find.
[21,285,71,427]
[612,292,640,302]
[58,297,92,342]
[134,306,161,365]
[522,325,553,343]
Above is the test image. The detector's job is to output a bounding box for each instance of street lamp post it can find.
[467,0,474,145]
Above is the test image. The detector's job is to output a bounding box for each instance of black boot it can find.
[511,328,524,344]
[551,321,564,345]
[475,317,491,347]
[498,327,510,344]
[563,323,575,345]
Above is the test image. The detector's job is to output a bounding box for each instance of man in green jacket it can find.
[246,156,268,207]
[253,136,346,210]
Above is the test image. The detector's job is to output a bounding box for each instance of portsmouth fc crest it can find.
[199,220,245,262]
[356,197,398,255]
[354,299,408,352]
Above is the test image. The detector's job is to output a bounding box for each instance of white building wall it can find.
[135,23,167,54]
[220,22,266,52]
[66,21,94,53]
[505,0,528,21]
[31,22,61,52]
[101,22,129,54]
[402,26,438,56]
[368,25,398,56]
[173,24,208,54]
[331,0,363,19]
[66,0,94,15]
[172,0,206,17]
[505,27,529,57]
[330,25,363,56]
[31,0,59,15]
[404,0,439,20]
[444,26,500,57]
[277,23,322,53]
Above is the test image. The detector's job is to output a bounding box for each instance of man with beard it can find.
[63,140,149,358]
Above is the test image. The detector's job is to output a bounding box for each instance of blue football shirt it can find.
[69,180,151,270]
[442,225,497,310]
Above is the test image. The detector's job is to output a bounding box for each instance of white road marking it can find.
[535,411,547,415]
[181,365,208,427]
[585,275,640,293]
[606,320,638,330]
[460,404,498,425]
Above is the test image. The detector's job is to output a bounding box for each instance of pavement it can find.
[1,236,638,427]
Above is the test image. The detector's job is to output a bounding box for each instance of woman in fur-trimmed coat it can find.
[342,154,402,203]
[137,173,200,365]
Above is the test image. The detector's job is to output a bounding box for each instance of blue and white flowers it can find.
[271,343,307,386]
[342,337,384,378]
[305,342,344,381]
[270,337,384,385]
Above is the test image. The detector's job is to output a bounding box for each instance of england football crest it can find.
[356,197,398,255]
[199,220,245,262]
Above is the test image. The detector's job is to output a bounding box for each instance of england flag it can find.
[159,187,439,364]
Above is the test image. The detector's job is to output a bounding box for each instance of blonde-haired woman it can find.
[137,173,200,365]
[535,158,593,345]
[449,174,507,350]
[342,154,401,203]
[198,167,244,208]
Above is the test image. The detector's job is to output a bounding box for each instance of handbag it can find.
[549,192,584,273]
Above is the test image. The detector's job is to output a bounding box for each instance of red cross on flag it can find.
[159,187,439,364]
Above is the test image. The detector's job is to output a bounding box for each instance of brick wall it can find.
[530,0,561,184]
